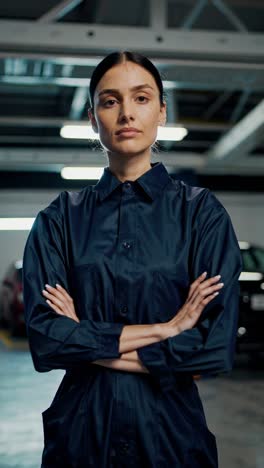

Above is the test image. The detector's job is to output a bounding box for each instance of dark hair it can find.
[88,50,166,112]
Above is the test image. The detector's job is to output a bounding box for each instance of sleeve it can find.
[137,191,243,391]
[22,193,125,373]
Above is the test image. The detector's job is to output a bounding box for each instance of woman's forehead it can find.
[95,62,157,93]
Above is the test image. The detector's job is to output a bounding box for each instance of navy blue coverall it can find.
[22,161,243,467]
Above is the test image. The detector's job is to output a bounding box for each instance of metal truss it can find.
[182,0,248,32]
[38,0,84,23]
[0,19,263,60]
[206,98,264,160]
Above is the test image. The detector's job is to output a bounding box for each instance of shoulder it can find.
[170,178,225,213]
[40,186,94,219]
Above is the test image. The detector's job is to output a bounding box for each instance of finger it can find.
[43,286,75,319]
[187,271,207,300]
[188,275,222,303]
[42,289,65,310]
[43,285,79,322]
[46,299,65,316]
[201,291,219,305]
[55,284,74,303]
[191,283,223,308]
[45,284,68,303]
[53,286,78,321]
[47,284,77,320]
[46,299,79,322]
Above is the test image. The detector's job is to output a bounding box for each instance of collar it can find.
[93,161,171,202]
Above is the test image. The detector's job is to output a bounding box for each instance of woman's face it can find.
[88,61,166,157]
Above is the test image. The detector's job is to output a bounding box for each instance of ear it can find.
[88,108,98,133]
[158,102,167,126]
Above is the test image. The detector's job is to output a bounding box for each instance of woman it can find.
[22,50,243,467]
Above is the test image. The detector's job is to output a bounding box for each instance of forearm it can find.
[118,323,165,354]
[93,350,150,374]
[91,323,169,374]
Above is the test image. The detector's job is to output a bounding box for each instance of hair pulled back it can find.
[88,50,165,112]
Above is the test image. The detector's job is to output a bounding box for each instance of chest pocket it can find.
[68,263,99,320]
[152,268,190,323]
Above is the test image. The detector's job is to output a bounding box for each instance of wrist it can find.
[155,322,172,340]
[159,322,180,340]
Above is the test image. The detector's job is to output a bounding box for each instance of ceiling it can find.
[0,0,264,190]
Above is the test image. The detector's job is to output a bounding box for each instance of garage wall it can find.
[0,189,263,281]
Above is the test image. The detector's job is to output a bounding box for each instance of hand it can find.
[165,272,224,337]
[42,283,80,323]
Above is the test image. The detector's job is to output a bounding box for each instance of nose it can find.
[118,99,135,122]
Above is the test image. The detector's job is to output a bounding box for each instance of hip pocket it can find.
[41,375,93,467]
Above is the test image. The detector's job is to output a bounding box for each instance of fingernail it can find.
[45,284,51,288]
[203,271,207,276]
[56,284,61,288]
[214,292,219,296]
[219,282,224,286]
[215,275,221,279]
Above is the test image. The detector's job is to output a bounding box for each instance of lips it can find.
[116,127,141,135]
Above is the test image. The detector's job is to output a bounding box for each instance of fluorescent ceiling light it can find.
[60,124,188,141]
[61,166,104,180]
[157,126,188,141]
[239,271,263,281]
[60,125,98,140]
[0,218,35,230]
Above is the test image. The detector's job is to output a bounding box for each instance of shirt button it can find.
[120,305,128,316]
[125,182,131,189]
[122,241,131,249]
[120,441,129,452]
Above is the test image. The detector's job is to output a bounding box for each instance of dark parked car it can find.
[0,260,25,336]
[237,241,264,357]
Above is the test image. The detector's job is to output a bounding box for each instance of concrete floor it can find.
[0,337,263,468]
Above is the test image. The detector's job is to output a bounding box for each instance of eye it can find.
[136,95,149,103]
[103,99,117,107]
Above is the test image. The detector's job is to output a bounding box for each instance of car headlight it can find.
[17,291,23,303]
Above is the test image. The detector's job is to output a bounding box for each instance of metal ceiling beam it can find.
[1,148,264,175]
[69,87,90,119]
[0,20,263,60]
[206,98,264,161]
[38,0,84,23]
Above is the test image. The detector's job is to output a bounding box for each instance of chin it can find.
[106,142,147,155]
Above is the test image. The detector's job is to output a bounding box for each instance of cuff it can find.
[100,322,126,358]
[137,341,175,391]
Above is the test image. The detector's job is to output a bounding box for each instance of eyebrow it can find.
[97,84,154,97]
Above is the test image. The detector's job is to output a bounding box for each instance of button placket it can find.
[114,182,136,322]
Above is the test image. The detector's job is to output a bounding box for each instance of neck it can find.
[107,154,153,183]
